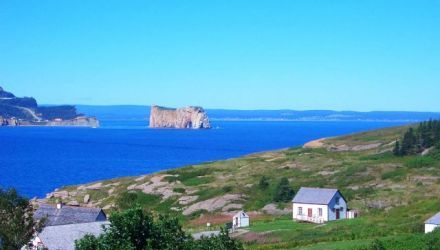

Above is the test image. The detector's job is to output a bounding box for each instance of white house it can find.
[232,211,249,228]
[425,212,440,233]
[292,187,348,224]
[30,221,109,250]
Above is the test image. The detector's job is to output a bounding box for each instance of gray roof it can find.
[426,212,440,225]
[292,187,340,205]
[34,204,106,226]
[233,211,249,218]
[38,221,109,250]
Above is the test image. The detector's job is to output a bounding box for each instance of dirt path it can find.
[19,107,41,121]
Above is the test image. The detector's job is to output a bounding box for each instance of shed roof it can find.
[426,212,440,225]
[34,204,106,226]
[292,187,341,205]
[38,221,109,250]
[233,211,249,218]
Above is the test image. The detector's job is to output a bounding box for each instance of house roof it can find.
[233,211,249,218]
[426,212,440,225]
[38,221,109,250]
[34,204,106,226]
[292,187,341,205]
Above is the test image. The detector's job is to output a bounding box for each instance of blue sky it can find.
[0,0,439,111]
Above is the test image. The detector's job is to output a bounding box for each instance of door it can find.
[308,208,312,217]
[235,217,239,226]
[336,209,340,219]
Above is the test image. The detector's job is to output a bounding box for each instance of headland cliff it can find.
[0,86,99,127]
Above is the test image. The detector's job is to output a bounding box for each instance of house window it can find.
[335,197,340,205]
[318,208,322,216]
[298,207,302,215]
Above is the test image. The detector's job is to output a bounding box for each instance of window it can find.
[298,207,302,215]
[318,208,323,216]
[335,197,340,205]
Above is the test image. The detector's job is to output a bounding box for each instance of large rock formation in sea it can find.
[149,105,211,129]
[0,86,99,127]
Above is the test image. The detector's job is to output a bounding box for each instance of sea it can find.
[0,120,405,198]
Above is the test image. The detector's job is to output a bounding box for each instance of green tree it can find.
[273,177,294,202]
[194,228,243,250]
[426,228,440,250]
[0,188,42,250]
[393,140,401,156]
[75,207,243,250]
[258,176,269,190]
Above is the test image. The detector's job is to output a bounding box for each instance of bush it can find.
[116,191,161,210]
[75,207,243,250]
[173,187,186,193]
[258,176,269,190]
[405,157,435,168]
[381,168,407,181]
[273,177,294,202]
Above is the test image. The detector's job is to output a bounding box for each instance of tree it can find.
[273,177,294,202]
[258,176,269,190]
[426,228,440,250]
[393,140,401,156]
[75,207,243,250]
[194,228,243,250]
[0,188,41,250]
[401,127,417,155]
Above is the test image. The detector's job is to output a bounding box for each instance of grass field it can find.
[43,124,440,249]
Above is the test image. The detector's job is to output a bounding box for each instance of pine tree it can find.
[273,177,294,202]
[393,140,401,156]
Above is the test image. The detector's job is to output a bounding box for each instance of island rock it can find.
[149,105,211,129]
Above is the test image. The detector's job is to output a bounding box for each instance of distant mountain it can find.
[0,87,98,127]
[76,105,440,122]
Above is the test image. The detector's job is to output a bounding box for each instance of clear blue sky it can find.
[0,0,439,111]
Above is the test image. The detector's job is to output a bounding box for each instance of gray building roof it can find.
[426,212,440,225]
[38,221,109,250]
[233,211,249,218]
[34,204,107,226]
[292,187,341,205]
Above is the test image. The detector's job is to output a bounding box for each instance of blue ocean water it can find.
[0,120,404,198]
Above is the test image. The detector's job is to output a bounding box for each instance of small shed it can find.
[232,211,249,228]
[425,212,440,233]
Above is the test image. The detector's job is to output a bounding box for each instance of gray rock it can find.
[84,194,90,204]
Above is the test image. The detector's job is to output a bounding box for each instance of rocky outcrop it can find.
[0,86,99,127]
[149,105,211,129]
[46,117,99,127]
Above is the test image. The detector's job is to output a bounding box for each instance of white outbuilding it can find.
[425,212,440,233]
[232,211,249,228]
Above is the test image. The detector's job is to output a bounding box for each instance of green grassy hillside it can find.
[42,124,440,249]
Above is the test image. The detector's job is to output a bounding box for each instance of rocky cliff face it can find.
[149,105,211,129]
[0,86,99,127]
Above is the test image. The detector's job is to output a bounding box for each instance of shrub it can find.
[116,191,161,210]
[405,156,435,168]
[258,176,269,190]
[75,207,243,250]
[381,168,407,181]
[273,177,294,202]
[173,187,186,193]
